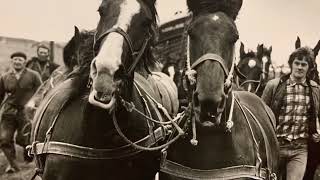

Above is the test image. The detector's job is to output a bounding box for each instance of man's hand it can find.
[312,133,320,143]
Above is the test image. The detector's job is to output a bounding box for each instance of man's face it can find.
[37,47,49,61]
[291,57,309,80]
[11,56,27,71]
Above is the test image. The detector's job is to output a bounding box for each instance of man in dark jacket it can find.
[0,52,42,173]
[26,44,59,81]
[262,47,320,180]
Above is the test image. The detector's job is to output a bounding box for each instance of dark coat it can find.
[261,74,320,179]
[26,57,59,81]
[0,68,42,113]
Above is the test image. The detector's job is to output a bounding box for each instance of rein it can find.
[110,80,186,151]
[240,74,264,94]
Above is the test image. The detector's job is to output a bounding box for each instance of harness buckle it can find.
[160,148,168,166]
[270,172,277,180]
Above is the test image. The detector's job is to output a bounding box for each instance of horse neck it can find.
[168,91,257,169]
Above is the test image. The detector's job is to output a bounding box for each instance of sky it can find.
[0,0,320,65]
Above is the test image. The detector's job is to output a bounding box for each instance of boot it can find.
[1,146,20,173]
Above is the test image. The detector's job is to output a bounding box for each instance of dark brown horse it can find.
[237,42,272,96]
[29,0,179,179]
[159,0,279,179]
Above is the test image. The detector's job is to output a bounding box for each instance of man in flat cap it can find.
[0,52,42,173]
[27,44,59,81]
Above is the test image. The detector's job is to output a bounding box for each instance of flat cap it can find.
[10,52,27,59]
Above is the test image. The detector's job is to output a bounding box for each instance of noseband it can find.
[187,52,235,95]
[93,26,151,75]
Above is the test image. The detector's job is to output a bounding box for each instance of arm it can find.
[34,72,43,90]
[26,72,43,108]
[261,80,274,107]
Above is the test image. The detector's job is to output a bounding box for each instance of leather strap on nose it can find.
[191,53,229,77]
[94,27,135,56]
[93,27,151,75]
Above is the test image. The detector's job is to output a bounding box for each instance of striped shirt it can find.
[277,77,310,141]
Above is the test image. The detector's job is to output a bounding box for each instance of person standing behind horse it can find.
[262,47,320,180]
[26,44,59,81]
[0,52,42,173]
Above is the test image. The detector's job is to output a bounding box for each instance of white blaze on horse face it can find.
[262,56,268,79]
[95,0,141,75]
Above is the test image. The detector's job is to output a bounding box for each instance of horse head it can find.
[63,27,95,71]
[89,0,158,109]
[186,0,242,127]
[295,36,320,84]
[238,42,272,94]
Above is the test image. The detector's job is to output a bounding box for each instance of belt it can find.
[278,138,307,147]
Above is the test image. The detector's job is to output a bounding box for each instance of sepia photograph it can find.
[0,0,319,179]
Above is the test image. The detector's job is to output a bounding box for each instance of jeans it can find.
[279,139,308,180]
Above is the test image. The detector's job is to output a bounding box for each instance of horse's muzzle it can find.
[88,90,116,110]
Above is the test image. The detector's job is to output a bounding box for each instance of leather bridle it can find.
[93,26,152,75]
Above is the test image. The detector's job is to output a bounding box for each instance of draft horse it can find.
[28,0,180,180]
[159,0,279,179]
[237,42,272,96]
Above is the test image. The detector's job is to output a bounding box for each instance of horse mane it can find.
[186,0,243,20]
[139,0,159,71]
[66,30,95,92]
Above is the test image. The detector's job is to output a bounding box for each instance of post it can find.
[49,41,55,62]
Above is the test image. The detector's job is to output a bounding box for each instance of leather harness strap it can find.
[160,159,268,180]
[191,53,229,77]
[242,104,273,175]
[29,126,166,160]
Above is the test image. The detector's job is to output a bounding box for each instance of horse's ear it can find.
[314,40,320,58]
[295,36,301,49]
[74,26,81,45]
[240,42,245,58]
[257,44,263,58]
